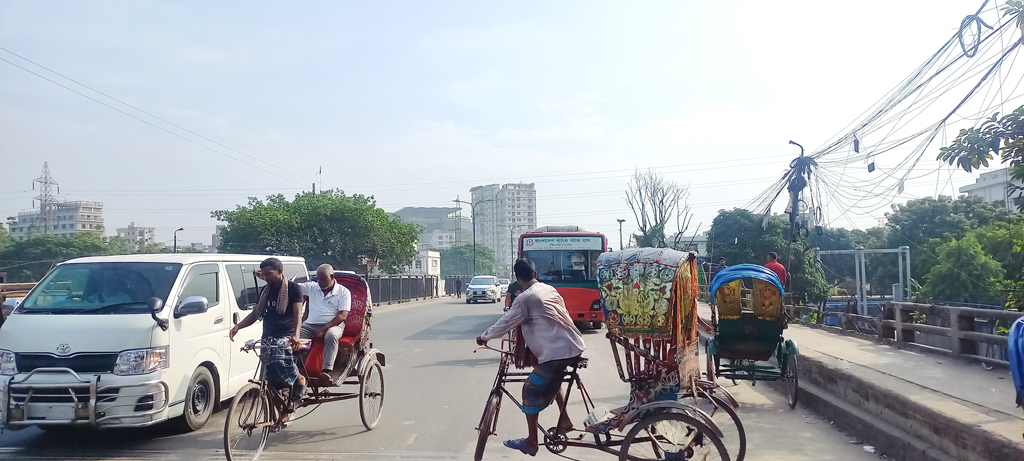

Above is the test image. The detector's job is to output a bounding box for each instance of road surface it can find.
[0,297,884,460]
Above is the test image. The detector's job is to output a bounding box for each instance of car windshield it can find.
[17,262,182,315]
[470,277,496,286]
[498,279,510,285]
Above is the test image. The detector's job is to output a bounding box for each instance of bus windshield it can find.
[17,262,183,315]
[524,249,602,282]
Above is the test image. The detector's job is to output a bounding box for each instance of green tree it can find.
[970,222,1024,279]
[0,233,125,282]
[707,208,829,303]
[936,105,1024,211]
[922,235,1005,304]
[213,190,422,274]
[440,244,498,276]
[873,195,1017,292]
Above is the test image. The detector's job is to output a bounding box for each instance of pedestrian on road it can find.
[504,275,526,311]
[764,252,787,286]
[476,259,586,457]
[454,278,463,298]
[712,257,727,280]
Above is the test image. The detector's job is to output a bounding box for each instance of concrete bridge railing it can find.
[787,301,1023,368]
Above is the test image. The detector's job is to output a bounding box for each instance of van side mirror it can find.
[149,297,168,331]
[175,296,209,318]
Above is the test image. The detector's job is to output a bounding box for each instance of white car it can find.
[466,276,501,304]
[497,278,511,296]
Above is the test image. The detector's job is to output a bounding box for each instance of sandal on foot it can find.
[503,438,537,456]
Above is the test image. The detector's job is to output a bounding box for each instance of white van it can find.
[0,254,309,431]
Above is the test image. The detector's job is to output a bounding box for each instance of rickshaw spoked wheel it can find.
[785,355,799,409]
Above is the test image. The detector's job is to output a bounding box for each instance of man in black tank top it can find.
[230,258,307,410]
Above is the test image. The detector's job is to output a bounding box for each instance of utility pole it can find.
[32,162,59,234]
[506,224,523,275]
[616,219,626,250]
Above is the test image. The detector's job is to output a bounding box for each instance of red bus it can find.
[518,226,608,329]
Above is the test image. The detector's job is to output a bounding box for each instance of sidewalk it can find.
[699,302,1024,461]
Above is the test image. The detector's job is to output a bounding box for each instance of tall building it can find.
[469,183,537,275]
[959,167,1023,212]
[393,207,469,250]
[116,222,156,252]
[9,201,104,241]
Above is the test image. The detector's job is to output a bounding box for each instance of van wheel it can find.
[180,366,215,431]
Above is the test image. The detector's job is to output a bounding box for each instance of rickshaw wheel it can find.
[785,355,799,409]
[697,394,746,461]
[619,412,729,461]
[474,391,501,461]
[359,360,385,430]
[544,426,568,454]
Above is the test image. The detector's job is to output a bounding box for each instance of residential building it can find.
[8,201,104,241]
[393,207,469,249]
[670,233,708,255]
[959,167,1023,212]
[210,226,224,253]
[116,222,156,252]
[469,183,537,275]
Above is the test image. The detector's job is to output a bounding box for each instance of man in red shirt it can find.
[764,252,787,286]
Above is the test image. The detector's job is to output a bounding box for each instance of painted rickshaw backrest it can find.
[333,272,371,341]
[597,248,701,398]
[710,264,784,320]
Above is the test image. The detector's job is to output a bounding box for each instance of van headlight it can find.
[0,349,17,375]
[113,347,169,375]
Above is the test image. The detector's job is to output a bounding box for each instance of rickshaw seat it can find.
[715,312,782,361]
[304,273,371,372]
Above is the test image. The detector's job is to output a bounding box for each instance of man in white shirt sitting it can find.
[477,259,586,457]
[296,264,352,382]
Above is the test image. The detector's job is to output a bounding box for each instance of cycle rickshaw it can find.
[705,264,799,408]
[224,271,386,461]
[475,248,739,460]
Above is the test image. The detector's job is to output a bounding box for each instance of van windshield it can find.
[18,262,183,315]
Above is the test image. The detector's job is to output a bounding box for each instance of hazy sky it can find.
[0,1,1003,248]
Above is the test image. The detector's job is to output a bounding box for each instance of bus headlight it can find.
[0,349,17,375]
[114,347,169,375]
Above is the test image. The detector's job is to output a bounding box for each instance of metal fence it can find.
[366,275,440,304]
[788,301,1023,367]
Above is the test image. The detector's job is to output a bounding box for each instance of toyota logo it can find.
[56,343,71,354]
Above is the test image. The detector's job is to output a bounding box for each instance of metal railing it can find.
[366,275,440,305]
[787,301,1023,368]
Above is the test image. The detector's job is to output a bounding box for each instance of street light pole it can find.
[506,224,523,275]
[454,197,495,275]
[616,219,626,250]
[173,227,184,253]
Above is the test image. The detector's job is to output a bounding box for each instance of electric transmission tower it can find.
[32,162,59,234]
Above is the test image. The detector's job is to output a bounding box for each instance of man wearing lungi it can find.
[477,259,586,456]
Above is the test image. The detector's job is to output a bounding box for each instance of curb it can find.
[770,354,1024,461]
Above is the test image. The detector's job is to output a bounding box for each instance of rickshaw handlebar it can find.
[474,343,513,356]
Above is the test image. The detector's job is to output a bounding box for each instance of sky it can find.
[0,1,1010,249]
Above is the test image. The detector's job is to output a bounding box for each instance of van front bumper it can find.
[0,368,169,429]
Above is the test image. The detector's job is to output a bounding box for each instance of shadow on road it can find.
[404,315,500,341]
[412,357,499,369]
